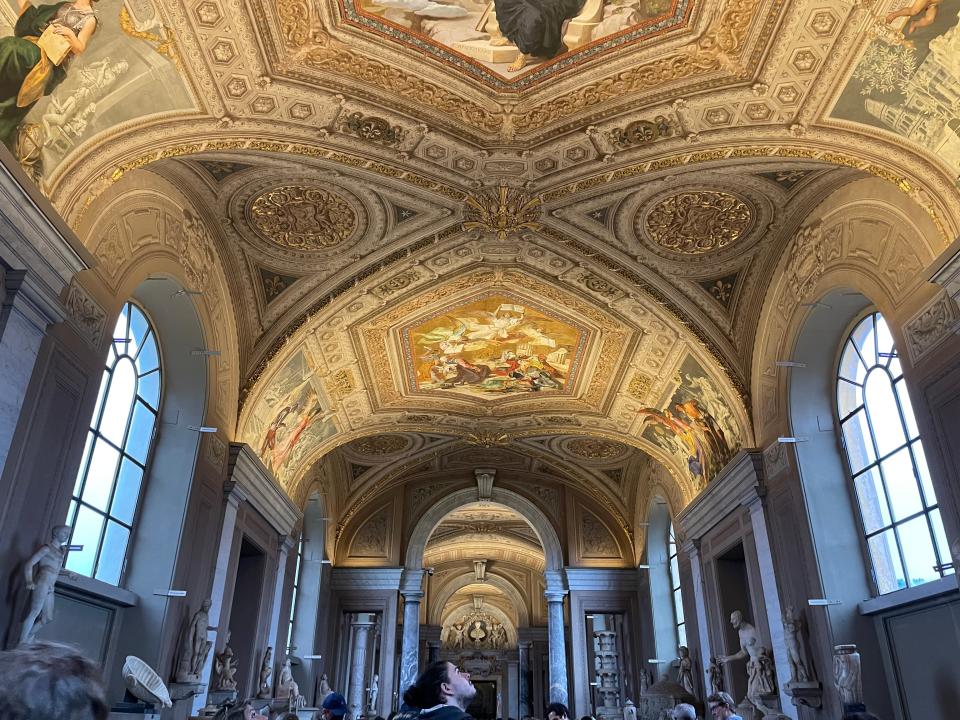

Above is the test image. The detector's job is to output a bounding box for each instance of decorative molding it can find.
[642,190,753,255]
[227,443,302,535]
[63,280,106,348]
[904,291,960,363]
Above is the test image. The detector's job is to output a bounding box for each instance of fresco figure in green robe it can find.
[0,1,98,147]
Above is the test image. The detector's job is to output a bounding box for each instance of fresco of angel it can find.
[885,0,942,35]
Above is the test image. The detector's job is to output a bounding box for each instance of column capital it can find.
[278,533,295,554]
[544,590,567,603]
[399,568,425,595]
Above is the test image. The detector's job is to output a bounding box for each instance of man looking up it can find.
[396,661,478,720]
[546,703,570,720]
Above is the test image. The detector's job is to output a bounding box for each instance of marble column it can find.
[545,590,569,705]
[349,614,375,720]
[399,569,425,694]
[196,481,246,713]
[519,640,532,718]
[682,538,712,699]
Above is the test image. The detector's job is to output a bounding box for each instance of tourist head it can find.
[402,661,476,710]
[0,642,108,720]
[546,703,570,720]
[842,714,881,720]
[707,692,738,719]
[671,704,696,720]
[322,693,348,720]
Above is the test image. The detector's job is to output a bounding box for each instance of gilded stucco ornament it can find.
[565,437,628,460]
[352,434,410,456]
[462,185,542,240]
[643,191,752,255]
[249,185,358,250]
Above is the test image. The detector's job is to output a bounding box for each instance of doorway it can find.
[468,680,498,720]
[228,537,266,697]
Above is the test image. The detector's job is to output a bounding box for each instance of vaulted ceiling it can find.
[22,0,960,522]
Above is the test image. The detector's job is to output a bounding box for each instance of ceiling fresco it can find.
[337,0,693,86]
[401,293,588,398]
[1,0,194,186]
[829,0,960,186]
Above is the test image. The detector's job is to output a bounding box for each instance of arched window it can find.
[65,302,162,585]
[668,522,686,646]
[286,531,305,653]
[837,312,953,594]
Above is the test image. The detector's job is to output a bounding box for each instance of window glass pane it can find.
[95,521,129,585]
[673,589,685,625]
[112,310,130,346]
[125,401,156,464]
[92,371,110,426]
[875,315,896,363]
[865,369,906,457]
[837,378,863,419]
[129,306,150,353]
[929,510,955,576]
[138,369,160,410]
[137,334,159,375]
[912,441,937,507]
[73,431,95,497]
[65,507,103,577]
[852,315,878,367]
[854,467,891,534]
[868,529,906,594]
[100,358,137,446]
[842,410,876,473]
[670,555,680,585]
[839,341,866,384]
[898,516,939,587]
[894,379,919,440]
[82,440,120,512]
[677,624,687,648]
[880,448,923,522]
[67,500,77,528]
[111,459,143,525]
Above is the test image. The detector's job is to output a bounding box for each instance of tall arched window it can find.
[837,312,953,594]
[668,522,686,646]
[286,531,304,653]
[65,302,162,585]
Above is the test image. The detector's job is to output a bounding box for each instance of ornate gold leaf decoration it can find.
[462,185,543,240]
[643,191,752,255]
[249,185,358,250]
[513,0,762,133]
[467,430,510,447]
[627,373,653,401]
[566,437,628,460]
[119,7,176,62]
[277,0,311,47]
[352,434,410,456]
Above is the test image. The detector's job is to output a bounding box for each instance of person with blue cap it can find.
[322,693,349,720]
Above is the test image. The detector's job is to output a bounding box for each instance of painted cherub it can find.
[885,0,942,35]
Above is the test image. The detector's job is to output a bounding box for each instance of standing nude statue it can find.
[719,610,781,718]
[19,525,72,644]
[175,598,213,683]
[782,605,811,684]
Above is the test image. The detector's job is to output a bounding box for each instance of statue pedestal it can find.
[164,683,204,720]
[786,680,822,709]
[452,40,519,63]
[109,702,161,720]
[201,689,237,714]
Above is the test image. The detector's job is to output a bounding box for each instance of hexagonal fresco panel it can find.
[401,294,589,398]
[337,0,694,89]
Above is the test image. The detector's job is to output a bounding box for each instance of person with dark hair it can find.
[322,693,349,720]
[707,693,742,720]
[0,641,108,720]
[546,703,569,720]
[396,661,477,720]
[842,713,882,720]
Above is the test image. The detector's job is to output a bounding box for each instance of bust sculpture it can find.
[719,610,780,717]
[213,643,238,691]
[256,646,273,699]
[175,598,213,683]
[19,525,71,644]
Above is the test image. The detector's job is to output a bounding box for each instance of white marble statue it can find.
[369,673,380,709]
[453,622,467,649]
[719,610,780,717]
[319,673,333,698]
[833,645,862,707]
[19,525,71,644]
[676,645,695,695]
[256,646,273,699]
[638,668,650,695]
[490,623,507,649]
[707,656,724,694]
[213,643,238,691]
[175,598,213,683]
[278,658,300,701]
[782,605,811,684]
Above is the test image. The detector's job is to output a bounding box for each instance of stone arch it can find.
[405,490,564,571]
[429,572,530,626]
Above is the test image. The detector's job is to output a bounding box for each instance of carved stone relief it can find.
[249,185,359,250]
[904,292,960,363]
[64,280,107,348]
[580,509,620,558]
[351,506,391,557]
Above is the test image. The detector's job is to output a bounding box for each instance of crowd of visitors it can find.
[0,642,886,720]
